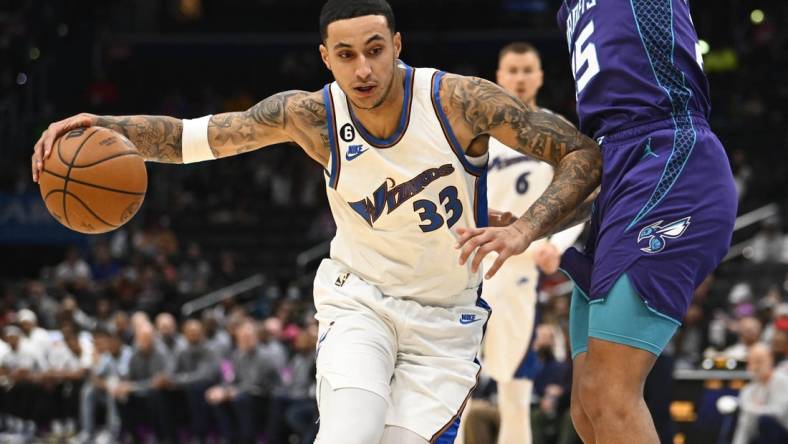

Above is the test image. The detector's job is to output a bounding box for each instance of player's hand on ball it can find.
[533,242,561,274]
[32,112,98,182]
[455,221,532,279]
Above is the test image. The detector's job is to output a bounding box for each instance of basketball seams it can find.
[67,151,142,168]
[41,168,145,196]
[64,191,118,229]
[56,135,68,167]
[46,189,118,230]
[62,128,101,228]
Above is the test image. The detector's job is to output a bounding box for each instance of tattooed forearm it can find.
[519,149,601,242]
[95,116,183,163]
[537,187,599,240]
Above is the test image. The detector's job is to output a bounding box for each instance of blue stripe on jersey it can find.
[476,284,491,336]
[626,0,697,231]
[431,71,486,177]
[322,84,341,189]
[514,295,540,379]
[348,64,415,148]
[434,417,461,444]
[474,173,489,228]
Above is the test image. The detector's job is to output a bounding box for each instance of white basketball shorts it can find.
[313,258,490,441]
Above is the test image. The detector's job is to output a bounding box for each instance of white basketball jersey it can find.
[321,65,488,307]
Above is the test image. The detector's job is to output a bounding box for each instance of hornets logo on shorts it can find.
[637,217,691,254]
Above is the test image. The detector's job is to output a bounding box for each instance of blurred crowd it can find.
[0,211,322,443]
[0,280,319,444]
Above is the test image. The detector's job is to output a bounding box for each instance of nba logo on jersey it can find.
[335,272,350,287]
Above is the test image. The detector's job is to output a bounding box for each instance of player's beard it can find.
[350,60,398,111]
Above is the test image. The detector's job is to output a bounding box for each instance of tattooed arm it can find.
[31,91,329,180]
[444,74,602,278]
[205,90,329,166]
[545,187,598,236]
[444,74,601,243]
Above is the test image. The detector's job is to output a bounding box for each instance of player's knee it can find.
[578,372,638,421]
[316,384,387,444]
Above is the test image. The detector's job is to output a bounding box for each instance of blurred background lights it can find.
[750,9,765,25]
[698,39,710,55]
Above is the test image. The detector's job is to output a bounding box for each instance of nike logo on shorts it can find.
[459,314,482,325]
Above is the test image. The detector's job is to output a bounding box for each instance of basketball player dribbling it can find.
[465,1,734,443]
[32,1,601,442]
[476,42,585,444]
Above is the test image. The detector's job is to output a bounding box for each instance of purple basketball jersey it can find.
[557,0,711,140]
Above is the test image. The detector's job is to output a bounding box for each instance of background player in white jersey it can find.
[31,1,601,442]
[481,42,585,444]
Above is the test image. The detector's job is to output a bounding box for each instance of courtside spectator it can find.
[733,343,788,444]
[153,319,220,442]
[76,328,131,443]
[115,323,174,442]
[206,320,280,444]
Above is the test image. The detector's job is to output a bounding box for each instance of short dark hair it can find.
[320,0,396,41]
[498,42,541,63]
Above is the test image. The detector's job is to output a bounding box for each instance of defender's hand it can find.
[455,221,532,279]
[32,113,97,182]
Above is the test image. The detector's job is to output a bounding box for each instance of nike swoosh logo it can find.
[459,318,482,325]
[345,148,368,161]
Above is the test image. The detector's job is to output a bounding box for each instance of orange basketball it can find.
[38,126,147,234]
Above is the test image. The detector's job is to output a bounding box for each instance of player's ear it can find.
[392,32,402,58]
[319,44,331,71]
[536,67,544,89]
[496,67,503,85]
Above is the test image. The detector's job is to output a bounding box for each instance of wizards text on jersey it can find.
[349,164,455,226]
[488,155,536,171]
